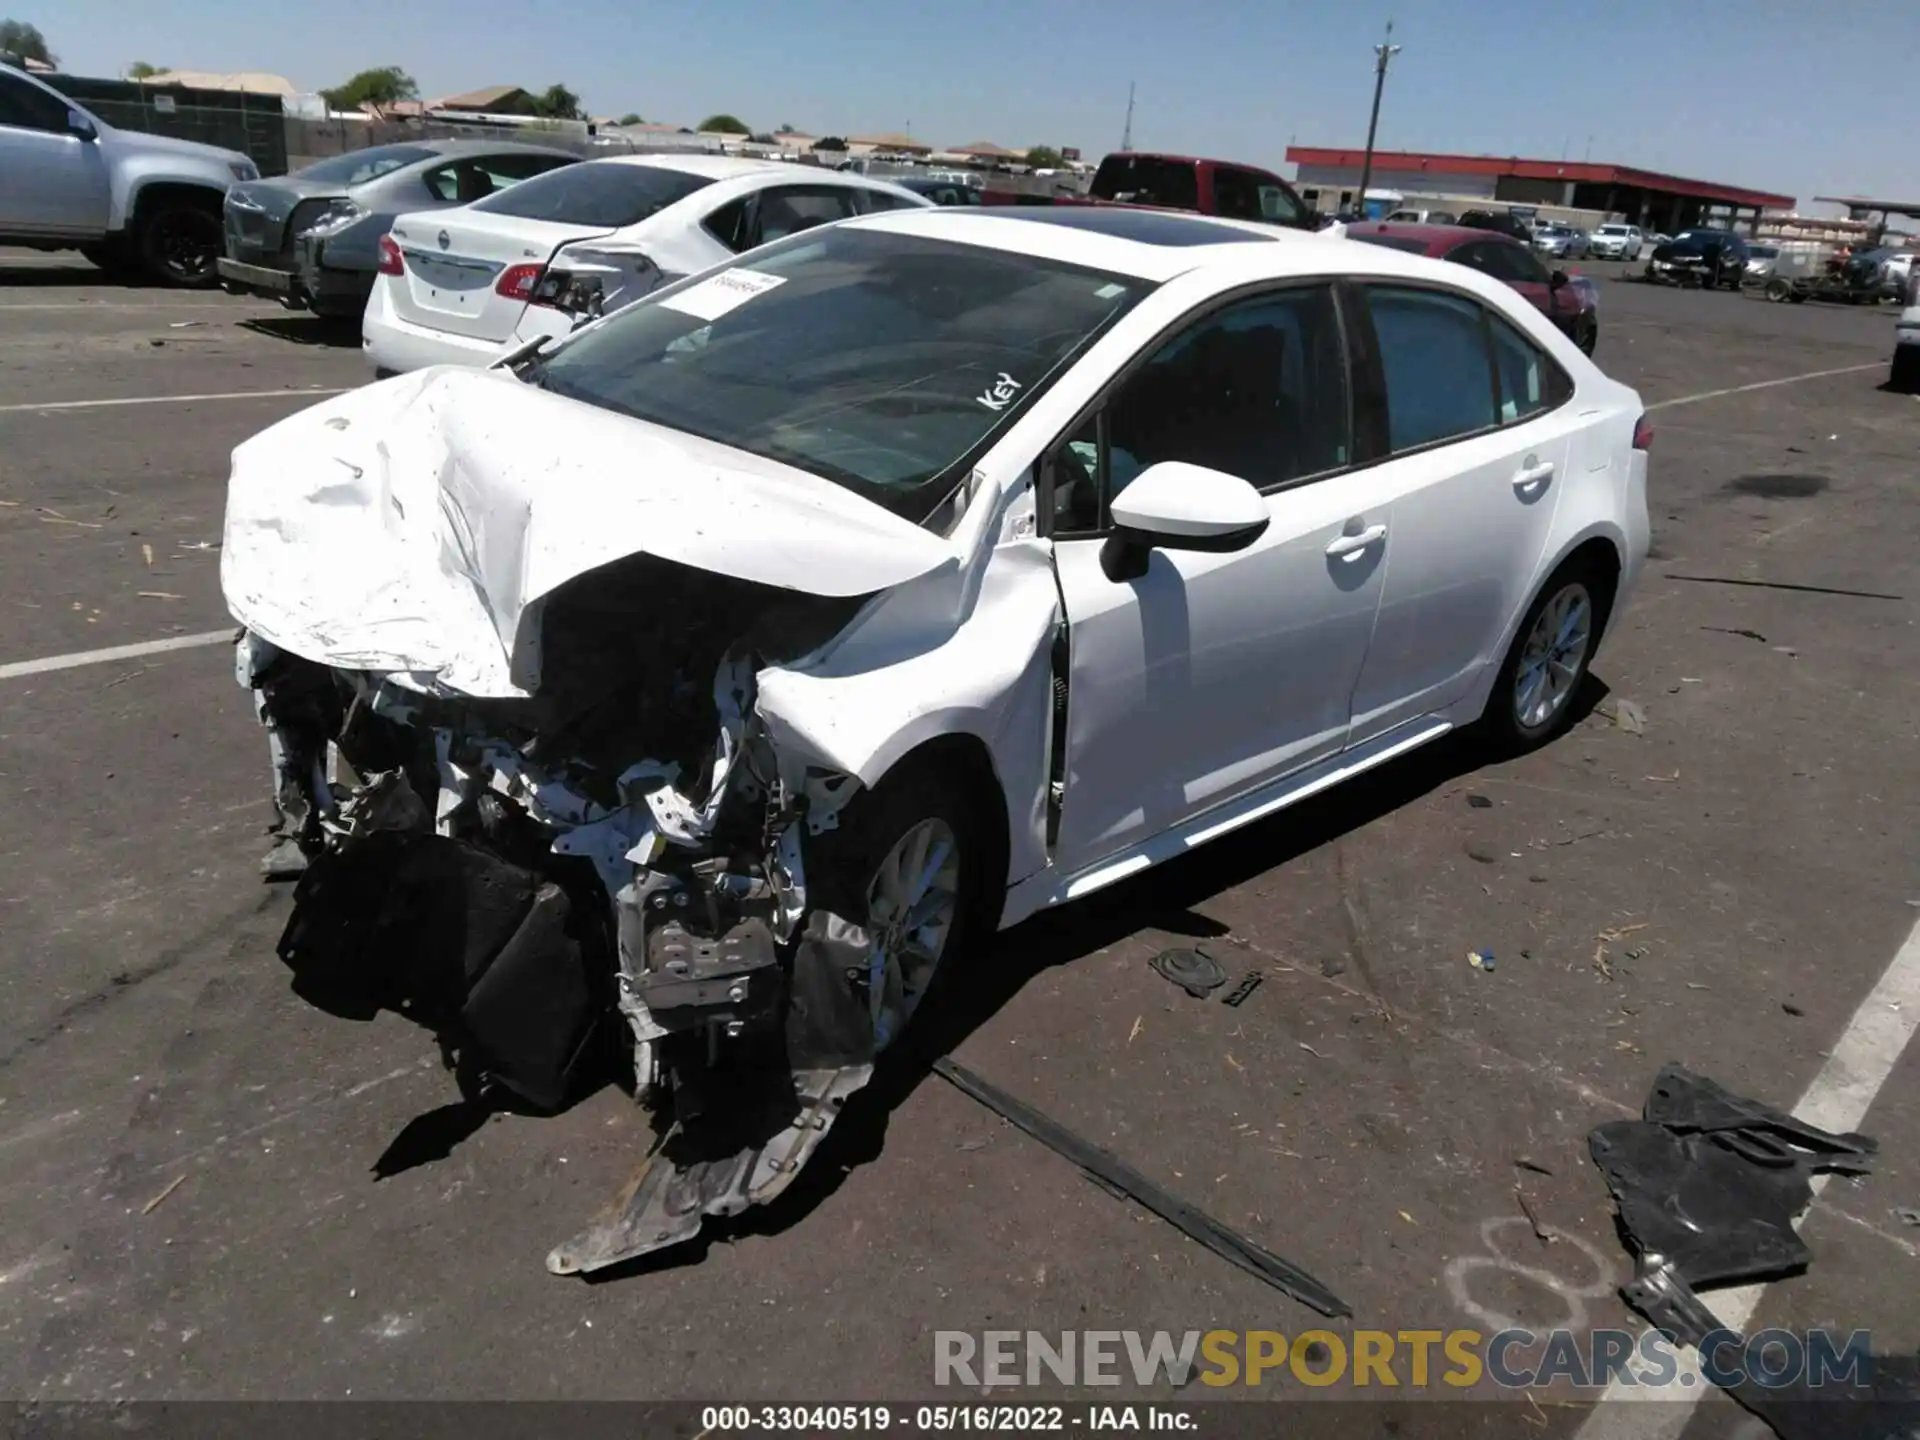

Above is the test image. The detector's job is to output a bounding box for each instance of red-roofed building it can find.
[1286,146,1793,232]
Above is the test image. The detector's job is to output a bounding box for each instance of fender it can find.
[108,146,234,232]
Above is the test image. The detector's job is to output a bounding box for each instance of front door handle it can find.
[1513,458,1555,493]
[1325,523,1387,558]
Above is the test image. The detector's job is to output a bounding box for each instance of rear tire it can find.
[136,202,223,288]
[1477,555,1613,755]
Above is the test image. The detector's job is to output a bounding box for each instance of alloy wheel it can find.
[863,816,961,1049]
[1513,582,1592,732]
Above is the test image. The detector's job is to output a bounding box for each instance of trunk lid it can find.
[385,209,615,345]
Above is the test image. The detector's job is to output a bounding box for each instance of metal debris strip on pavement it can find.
[931,1056,1350,1319]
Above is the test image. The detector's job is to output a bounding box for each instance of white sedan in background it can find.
[228,206,1650,1271]
[362,155,930,373]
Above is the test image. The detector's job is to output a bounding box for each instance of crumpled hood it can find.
[221,367,955,697]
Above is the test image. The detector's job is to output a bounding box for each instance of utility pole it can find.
[1354,21,1401,219]
[1121,81,1135,152]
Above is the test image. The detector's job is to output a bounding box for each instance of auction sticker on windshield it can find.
[660,268,787,323]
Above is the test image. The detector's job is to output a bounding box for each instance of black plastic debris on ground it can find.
[934,1057,1349,1319]
[1149,947,1227,998]
[1220,971,1264,1007]
[1591,1064,1920,1439]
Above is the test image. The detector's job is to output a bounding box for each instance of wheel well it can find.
[1557,536,1622,643]
[878,733,1011,925]
[129,182,224,230]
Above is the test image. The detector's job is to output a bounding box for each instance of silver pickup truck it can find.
[0,61,257,285]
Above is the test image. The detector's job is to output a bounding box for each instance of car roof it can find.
[945,207,1288,248]
[845,205,1536,293]
[594,153,788,180]
[1348,221,1510,254]
[417,138,580,159]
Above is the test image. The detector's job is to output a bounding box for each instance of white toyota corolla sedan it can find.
[360,154,930,375]
[225,205,1649,1272]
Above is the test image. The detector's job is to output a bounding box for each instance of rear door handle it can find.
[1325,523,1387,558]
[1513,459,1555,493]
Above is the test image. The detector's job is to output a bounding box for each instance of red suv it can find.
[1348,222,1599,355]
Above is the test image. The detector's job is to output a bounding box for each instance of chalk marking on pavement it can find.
[1647,362,1884,411]
[1573,911,1920,1439]
[0,630,232,681]
[0,387,348,415]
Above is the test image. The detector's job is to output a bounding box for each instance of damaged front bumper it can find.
[239,572,905,1273]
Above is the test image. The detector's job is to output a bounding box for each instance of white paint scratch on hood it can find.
[221,367,953,696]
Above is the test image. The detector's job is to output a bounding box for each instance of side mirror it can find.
[1099,461,1270,582]
[1549,269,1570,290]
[67,109,98,142]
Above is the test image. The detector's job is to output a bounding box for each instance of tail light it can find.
[496,263,544,302]
[377,235,403,276]
[1632,415,1654,451]
[530,267,606,318]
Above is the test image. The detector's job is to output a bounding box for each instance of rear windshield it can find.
[472,162,714,227]
[1089,155,1200,211]
[1350,234,1431,254]
[530,225,1147,523]
[296,145,436,186]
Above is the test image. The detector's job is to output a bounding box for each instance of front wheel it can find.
[803,760,990,1053]
[1478,560,1609,754]
[1572,314,1598,356]
[137,204,223,288]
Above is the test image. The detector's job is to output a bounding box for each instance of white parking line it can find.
[0,387,349,415]
[0,629,232,681]
[1647,362,1885,411]
[1573,913,1920,1439]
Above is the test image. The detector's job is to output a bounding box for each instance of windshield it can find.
[529,224,1147,523]
[472,161,714,227]
[1750,245,1779,258]
[295,145,437,186]
[1597,226,1628,236]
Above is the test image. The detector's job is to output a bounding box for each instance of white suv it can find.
[1588,223,1643,261]
[0,61,256,285]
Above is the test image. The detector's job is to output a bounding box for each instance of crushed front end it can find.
[243,553,891,1273]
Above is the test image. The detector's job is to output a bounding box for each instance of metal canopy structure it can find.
[1288,146,1793,232]
[1815,195,1920,222]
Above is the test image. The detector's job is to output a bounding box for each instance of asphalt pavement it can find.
[1,247,1916,1435]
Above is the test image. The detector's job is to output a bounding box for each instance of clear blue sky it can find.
[35,0,1920,208]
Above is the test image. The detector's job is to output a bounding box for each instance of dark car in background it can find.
[1457,209,1535,243]
[894,175,984,207]
[218,140,578,318]
[1350,221,1600,354]
[1645,228,1749,290]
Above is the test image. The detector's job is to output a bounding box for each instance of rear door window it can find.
[1488,315,1571,422]
[1090,155,1200,210]
[1363,286,1499,452]
[472,161,714,226]
[702,185,863,252]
